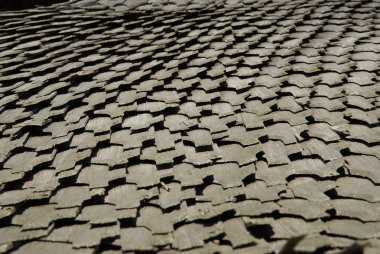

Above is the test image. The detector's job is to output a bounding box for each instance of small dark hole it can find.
[324,188,338,199]
[220,210,236,221]
[242,173,255,186]
[248,224,274,239]
[119,218,136,228]
[326,208,336,217]
[258,135,269,143]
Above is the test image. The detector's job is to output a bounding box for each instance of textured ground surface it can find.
[0,0,379,253]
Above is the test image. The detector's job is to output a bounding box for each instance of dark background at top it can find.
[0,0,69,10]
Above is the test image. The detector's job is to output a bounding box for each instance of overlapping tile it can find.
[0,0,379,253]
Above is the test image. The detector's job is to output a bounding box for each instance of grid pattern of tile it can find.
[0,0,379,253]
